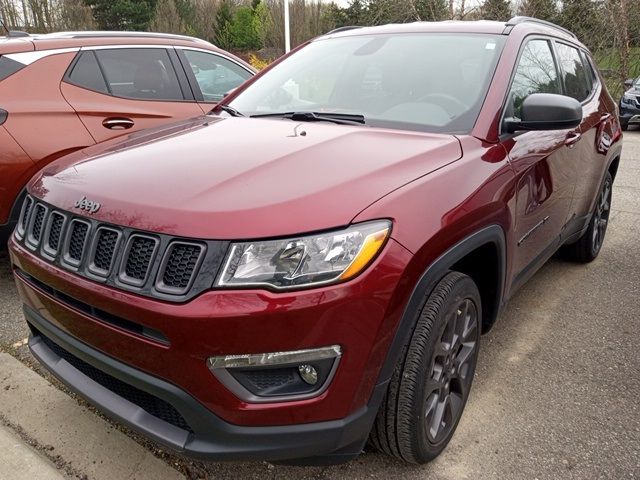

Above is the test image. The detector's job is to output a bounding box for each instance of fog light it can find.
[207,345,342,402]
[298,364,318,385]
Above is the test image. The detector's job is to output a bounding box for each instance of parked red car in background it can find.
[0,31,254,243]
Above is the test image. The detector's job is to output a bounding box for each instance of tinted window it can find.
[580,50,598,91]
[0,56,26,81]
[182,50,251,102]
[229,34,506,134]
[67,51,108,93]
[508,39,561,119]
[555,43,591,102]
[95,49,184,101]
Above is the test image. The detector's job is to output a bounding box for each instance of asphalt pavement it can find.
[0,130,639,479]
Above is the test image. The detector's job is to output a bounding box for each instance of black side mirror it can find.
[504,93,582,133]
[624,79,634,89]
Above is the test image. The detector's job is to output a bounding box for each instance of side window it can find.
[182,50,251,102]
[95,48,184,101]
[580,50,598,90]
[507,39,561,119]
[67,51,109,94]
[0,55,27,81]
[555,43,591,102]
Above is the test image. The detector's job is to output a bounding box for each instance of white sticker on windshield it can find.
[486,43,496,50]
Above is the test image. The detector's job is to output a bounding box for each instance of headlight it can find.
[215,220,391,290]
[622,93,635,104]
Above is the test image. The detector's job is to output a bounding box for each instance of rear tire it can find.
[369,271,481,464]
[561,171,613,263]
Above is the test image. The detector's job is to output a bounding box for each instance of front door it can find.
[502,38,578,281]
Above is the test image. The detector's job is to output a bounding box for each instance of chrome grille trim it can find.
[12,196,229,302]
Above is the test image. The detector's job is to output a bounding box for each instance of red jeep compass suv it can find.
[9,17,622,465]
[0,31,253,244]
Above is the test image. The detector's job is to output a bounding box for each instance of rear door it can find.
[553,42,611,224]
[501,38,578,286]
[61,47,204,143]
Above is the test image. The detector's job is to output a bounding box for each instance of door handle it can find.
[565,131,582,148]
[600,113,612,123]
[102,117,135,130]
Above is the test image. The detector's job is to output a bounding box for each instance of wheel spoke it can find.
[428,394,450,442]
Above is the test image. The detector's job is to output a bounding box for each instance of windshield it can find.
[229,33,505,134]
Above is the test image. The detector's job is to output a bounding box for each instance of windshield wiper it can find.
[214,104,245,117]
[251,111,366,126]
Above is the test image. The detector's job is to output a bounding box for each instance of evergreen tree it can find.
[557,0,598,47]
[83,0,157,30]
[517,0,557,21]
[229,6,262,50]
[415,0,449,21]
[481,0,512,20]
[214,0,234,49]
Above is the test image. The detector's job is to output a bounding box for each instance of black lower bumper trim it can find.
[24,304,384,463]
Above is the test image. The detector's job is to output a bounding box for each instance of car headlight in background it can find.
[622,93,636,105]
[215,220,391,290]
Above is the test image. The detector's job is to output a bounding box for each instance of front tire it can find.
[369,271,481,463]
[561,171,613,263]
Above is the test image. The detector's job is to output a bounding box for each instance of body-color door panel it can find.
[60,82,205,144]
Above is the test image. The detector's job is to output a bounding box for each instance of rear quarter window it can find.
[66,51,109,94]
[0,55,26,81]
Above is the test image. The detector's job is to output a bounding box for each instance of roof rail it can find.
[325,26,363,35]
[32,31,209,44]
[506,16,577,39]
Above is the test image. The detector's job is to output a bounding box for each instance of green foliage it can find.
[517,0,557,21]
[557,0,599,48]
[415,0,448,21]
[215,0,234,49]
[229,5,262,50]
[481,0,512,21]
[83,0,157,30]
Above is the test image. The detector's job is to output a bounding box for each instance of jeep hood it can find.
[31,116,462,239]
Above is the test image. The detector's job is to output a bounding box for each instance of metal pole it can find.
[284,0,291,53]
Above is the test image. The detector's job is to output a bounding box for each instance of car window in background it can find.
[508,39,561,118]
[228,34,506,134]
[182,50,251,102]
[67,51,109,93]
[95,48,184,101]
[555,42,591,101]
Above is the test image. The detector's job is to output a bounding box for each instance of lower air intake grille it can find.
[38,332,193,433]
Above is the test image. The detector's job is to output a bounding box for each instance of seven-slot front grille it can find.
[13,195,228,302]
[47,212,65,253]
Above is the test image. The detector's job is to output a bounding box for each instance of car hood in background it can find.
[30,116,462,239]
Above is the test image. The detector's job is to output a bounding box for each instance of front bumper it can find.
[10,235,413,461]
[26,304,385,463]
[619,101,640,126]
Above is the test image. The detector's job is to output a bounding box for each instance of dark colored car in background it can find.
[9,17,622,465]
[0,31,254,243]
[619,76,640,130]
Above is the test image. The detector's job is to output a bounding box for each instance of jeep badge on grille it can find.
[74,196,101,214]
